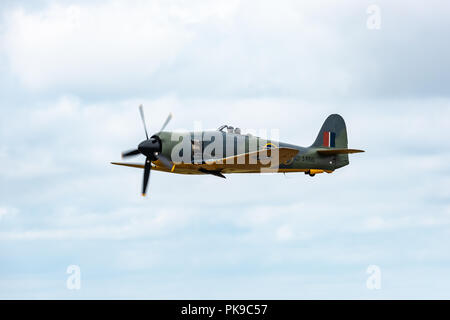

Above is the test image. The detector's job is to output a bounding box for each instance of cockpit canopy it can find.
[217,125,241,135]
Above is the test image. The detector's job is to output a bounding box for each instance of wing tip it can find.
[110,162,145,169]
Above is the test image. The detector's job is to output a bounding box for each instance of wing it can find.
[204,147,299,169]
[111,162,205,175]
[111,147,299,174]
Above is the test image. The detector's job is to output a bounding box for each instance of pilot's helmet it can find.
[227,126,234,133]
[234,127,241,134]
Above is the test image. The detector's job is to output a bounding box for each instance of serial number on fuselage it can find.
[300,155,315,162]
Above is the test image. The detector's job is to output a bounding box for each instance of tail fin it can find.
[311,114,349,168]
[310,114,348,149]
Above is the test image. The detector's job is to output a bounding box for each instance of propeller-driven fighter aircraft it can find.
[112,105,364,196]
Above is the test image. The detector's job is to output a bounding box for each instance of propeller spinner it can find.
[122,105,173,196]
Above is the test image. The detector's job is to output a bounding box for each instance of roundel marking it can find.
[263,142,277,149]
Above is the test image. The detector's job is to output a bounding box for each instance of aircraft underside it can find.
[111,161,334,177]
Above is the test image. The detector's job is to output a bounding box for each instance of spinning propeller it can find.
[121,105,173,196]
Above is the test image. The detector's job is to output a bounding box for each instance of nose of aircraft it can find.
[138,138,161,158]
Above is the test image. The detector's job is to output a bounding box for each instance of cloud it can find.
[0,206,18,221]
[3,1,450,99]
[0,205,195,240]
[1,1,237,93]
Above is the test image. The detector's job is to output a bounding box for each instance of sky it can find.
[0,0,449,299]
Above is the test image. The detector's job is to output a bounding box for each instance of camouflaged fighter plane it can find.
[112,105,364,196]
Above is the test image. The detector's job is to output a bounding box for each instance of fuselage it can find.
[153,130,348,175]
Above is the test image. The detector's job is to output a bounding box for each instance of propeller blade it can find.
[122,149,140,158]
[159,113,172,132]
[157,154,173,170]
[139,104,149,140]
[142,157,151,196]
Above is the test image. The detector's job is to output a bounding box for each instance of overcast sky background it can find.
[1,0,449,299]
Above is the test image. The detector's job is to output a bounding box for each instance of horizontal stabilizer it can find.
[316,148,365,155]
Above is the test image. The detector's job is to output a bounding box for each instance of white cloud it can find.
[275,224,294,241]
[0,0,252,93]
[2,2,195,90]
[0,206,18,221]
[3,0,450,99]
[0,205,193,240]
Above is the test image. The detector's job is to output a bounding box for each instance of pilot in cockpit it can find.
[218,125,241,135]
